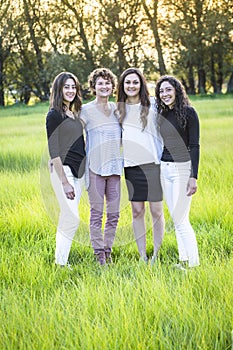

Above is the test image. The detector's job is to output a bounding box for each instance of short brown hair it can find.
[88,68,117,95]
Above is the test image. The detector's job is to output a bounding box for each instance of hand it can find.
[187,177,197,196]
[62,182,75,200]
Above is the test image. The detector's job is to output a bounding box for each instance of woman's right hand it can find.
[62,182,75,200]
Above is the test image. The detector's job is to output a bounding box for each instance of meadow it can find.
[0,97,233,350]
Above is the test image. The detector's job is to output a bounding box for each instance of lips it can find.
[162,98,171,103]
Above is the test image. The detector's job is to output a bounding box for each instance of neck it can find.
[63,101,70,109]
[95,96,109,105]
[168,102,176,109]
[126,96,140,105]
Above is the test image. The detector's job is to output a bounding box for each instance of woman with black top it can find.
[46,72,86,267]
[155,75,200,269]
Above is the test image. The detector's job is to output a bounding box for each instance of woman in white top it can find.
[80,68,123,265]
[117,68,164,264]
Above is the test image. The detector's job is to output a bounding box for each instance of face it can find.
[95,77,113,97]
[159,81,176,108]
[123,73,141,99]
[62,78,77,104]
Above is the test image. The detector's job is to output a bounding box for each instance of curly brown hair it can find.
[88,68,117,95]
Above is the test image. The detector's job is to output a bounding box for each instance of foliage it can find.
[0,0,232,105]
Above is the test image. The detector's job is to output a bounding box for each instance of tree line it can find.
[0,0,232,106]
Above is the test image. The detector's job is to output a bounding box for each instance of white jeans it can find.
[160,161,199,267]
[50,165,84,265]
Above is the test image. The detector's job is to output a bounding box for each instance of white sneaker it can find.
[173,263,187,272]
[150,255,158,266]
[139,256,149,264]
[56,262,73,271]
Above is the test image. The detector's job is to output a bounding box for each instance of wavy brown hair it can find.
[155,75,190,128]
[116,68,150,130]
[50,72,82,118]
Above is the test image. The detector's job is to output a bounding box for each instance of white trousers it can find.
[50,165,84,265]
[160,161,199,267]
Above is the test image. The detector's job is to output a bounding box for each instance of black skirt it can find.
[124,163,162,202]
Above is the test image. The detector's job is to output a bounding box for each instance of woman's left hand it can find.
[187,177,197,196]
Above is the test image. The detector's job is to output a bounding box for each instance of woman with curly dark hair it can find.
[155,75,200,269]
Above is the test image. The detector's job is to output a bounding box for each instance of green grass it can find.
[0,98,233,349]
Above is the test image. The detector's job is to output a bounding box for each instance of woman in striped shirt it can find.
[80,68,123,265]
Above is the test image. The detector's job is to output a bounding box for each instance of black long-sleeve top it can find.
[46,109,86,178]
[159,106,200,179]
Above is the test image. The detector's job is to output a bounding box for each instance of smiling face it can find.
[159,81,176,109]
[123,73,141,100]
[62,78,77,105]
[95,77,113,98]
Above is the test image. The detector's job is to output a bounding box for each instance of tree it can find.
[166,0,208,93]
[166,0,233,94]
[141,0,167,76]
[0,0,14,105]
[58,0,97,75]
[1,0,232,104]
[204,0,233,93]
[96,0,143,75]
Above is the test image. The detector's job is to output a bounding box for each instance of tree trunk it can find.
[216,48,223,93]
[23,0,50,101]
[227,72,233,94]
[61,1,96,72]
[210,50,218,93]
[142,0,166,75]
[188,63,196,95]
[198,67,206,94]
[116,36,128,73]
[0,37,4,106]
[195,0,206,94]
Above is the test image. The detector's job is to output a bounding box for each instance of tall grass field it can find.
[0,97,233,349]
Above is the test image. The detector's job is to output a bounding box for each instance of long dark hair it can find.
[155,75,190,128]
[50,72,82,118]
[116,67,150,129]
